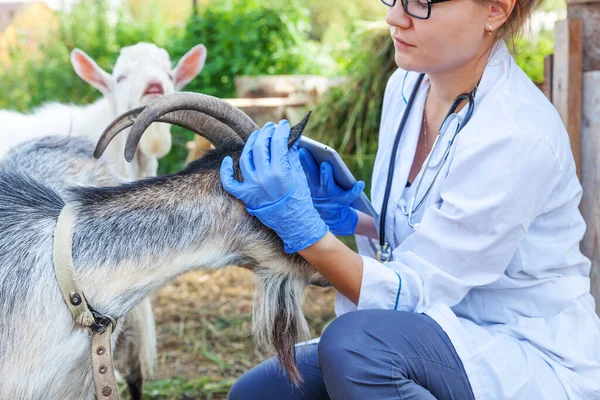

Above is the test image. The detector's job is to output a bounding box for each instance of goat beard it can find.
[252,272,310,387]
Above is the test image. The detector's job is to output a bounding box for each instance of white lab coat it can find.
[335,41,600,399]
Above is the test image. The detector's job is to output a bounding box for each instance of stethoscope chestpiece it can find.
[377,243,392,263]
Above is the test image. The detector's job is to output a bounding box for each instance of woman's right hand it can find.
[298,148,365,236]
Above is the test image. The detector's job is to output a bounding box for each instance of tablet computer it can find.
[299,136,378,218]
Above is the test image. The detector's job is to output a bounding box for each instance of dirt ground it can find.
[143,266,337,399]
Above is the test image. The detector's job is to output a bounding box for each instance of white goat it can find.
[0,95,324,399]
[0,42,206,179]
[0,42,207,398]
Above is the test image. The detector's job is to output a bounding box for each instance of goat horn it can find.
[124,93,259,162]
[287,111,311,148]
[94,106,244,159]
[94,107,142,159]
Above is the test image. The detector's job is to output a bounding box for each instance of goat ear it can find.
[71,49,112,95]
[288,112,312,148]
[172,44,207,91]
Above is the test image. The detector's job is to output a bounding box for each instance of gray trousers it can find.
[228,310,475,399]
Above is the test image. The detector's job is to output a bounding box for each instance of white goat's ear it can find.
[71,49,113,95]
[172,44,207,91]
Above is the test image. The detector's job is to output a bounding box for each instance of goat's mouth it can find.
[141,82,165,104]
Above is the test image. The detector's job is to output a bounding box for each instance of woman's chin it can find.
[394,55,431,75]
[394,54,417,72]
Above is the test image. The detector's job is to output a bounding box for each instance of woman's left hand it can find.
[220,120,329,253]
[298,148,365,236]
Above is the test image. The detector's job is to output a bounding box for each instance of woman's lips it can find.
[392,37,416,50]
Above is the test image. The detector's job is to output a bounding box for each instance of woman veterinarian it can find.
[222,0,600,398]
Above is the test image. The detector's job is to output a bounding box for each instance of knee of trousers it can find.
[228,371,266,400]
[318,310,378,372]
[318,310,428,374]
[227,378,246,400]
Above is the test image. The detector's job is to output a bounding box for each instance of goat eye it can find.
[116,75,127,83]
[168,73,173,81]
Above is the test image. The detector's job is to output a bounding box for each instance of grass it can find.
[143,377,234,399]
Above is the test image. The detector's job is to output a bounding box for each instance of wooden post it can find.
[566,0,600,72]
[542,54,553,101]
[552,20,583,178]
[566,0,600,313]
[580,71,600,314]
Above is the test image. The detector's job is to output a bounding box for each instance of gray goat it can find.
[0,95,323,399]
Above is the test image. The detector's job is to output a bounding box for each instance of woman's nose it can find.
[385,1,412,29]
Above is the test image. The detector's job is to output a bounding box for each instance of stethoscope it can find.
[377,72,477,263]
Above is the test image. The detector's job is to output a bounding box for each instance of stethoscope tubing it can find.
[378,72,476,262]
[379,73,426,249]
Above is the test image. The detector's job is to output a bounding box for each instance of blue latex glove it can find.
[298,148,365,236]
[220,121,329,254]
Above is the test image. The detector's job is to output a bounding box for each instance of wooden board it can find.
[234,75,349,99]
[567,4,600,72]
[222,95,313,109]
[579,71,600,314]
[552,19,583,178]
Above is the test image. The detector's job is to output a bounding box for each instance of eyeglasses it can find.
[381,0,452,20]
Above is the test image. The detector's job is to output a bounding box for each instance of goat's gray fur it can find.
[3,136,156,398]
[0,120,321,398]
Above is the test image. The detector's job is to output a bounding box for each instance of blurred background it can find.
[0,0,565,398]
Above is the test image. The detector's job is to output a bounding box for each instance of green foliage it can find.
[160,0,325,174]
[0,0,169,111]
[169,0,323,98]
[307,23,395,194]
[305,0,385,42]
[114,1,170,50]
[539,0,566,12]
[513,28,555,83]
[0,44,83,111]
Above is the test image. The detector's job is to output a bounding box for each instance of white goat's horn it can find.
[123,93,259,162]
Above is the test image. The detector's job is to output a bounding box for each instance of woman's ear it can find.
[487,0,516,32]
